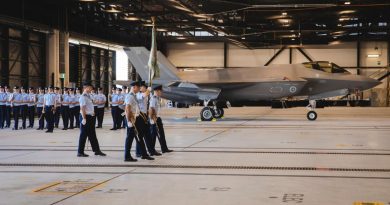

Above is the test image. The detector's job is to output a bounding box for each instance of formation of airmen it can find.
[0,81,173,162]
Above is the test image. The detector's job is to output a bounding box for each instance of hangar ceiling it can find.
[1,0,389,48]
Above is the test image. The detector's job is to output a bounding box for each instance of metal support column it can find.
[223,42,228,68]
[1,27,9,86]
[289,47,292,64]
[357,41,361,75]
[21,30,29,87]
[386,40,390,107]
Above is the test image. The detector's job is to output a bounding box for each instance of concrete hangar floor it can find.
[0,107,389,205]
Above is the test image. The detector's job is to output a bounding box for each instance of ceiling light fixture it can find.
[344,1,351,5]
[186,42,196,45]
[367,54,380,58]
[282,12,287,16]
[123,17,139,21]
[177,37,186,40]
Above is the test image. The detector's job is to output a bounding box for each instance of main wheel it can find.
[307,111,317,121]
[212,108,224,119]
[200,107,215,121]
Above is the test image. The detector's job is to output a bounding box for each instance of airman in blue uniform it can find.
[54,87,61,128]
[27,87,36,128]
[4,86,11,128]
[77,82,106,157]
[95,87,106,128]
[20,87,29,129]
[11,86,22,130]
[43,86,57,133]
[36,87,45,130]
[0,86,6,129]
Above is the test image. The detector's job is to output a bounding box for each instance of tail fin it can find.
[123,47,180,84]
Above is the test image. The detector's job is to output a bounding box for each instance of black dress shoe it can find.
[95,152,106,156]
[45,130,53,133]
[96,126,102,128]
[36,128,41,130]
[77,153,89,157]
[151,152,162,156]
[62,128,67,130]
[141,156,154,160]
[110,128,117,130]
[124,157,137,162]
[162,149,174,153]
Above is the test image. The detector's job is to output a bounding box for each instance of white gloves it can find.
[149,119,155,125]
[81,119,87,125]
[127,121,133,128]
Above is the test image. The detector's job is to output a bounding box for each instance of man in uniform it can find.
[0,86,6,129]
[124,81,154,161]
[68,88,76,129]
[54,87,61,128]
[11,86,22,130]
[110,86,119,130]
[27,87,36,128]
[136,81,161,157]
[73,87,81,128]
[4,86,11,128]
[77,82,106,157]
[20,87,29,129]
[43,86,56,133]
[149,85,173,153]
[116,88,125,129]
[36,87,45,130]
[61,87,71,130]
[95,87,106,128]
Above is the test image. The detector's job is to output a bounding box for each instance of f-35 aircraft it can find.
[124,47,380,121]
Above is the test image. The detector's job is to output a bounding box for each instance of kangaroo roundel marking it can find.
[289,86,297,93]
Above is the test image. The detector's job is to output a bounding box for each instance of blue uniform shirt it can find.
[6,92,11,106]
[125,92,139,116]
[21,93,29,105]
[68,95,75,108]
[111,94,119,106]
[95,94,107,108]
[0,92,7,106]
[36,94,44,108]
[150,95,161,117]
[44,93,56,106]
[12,93,23,106]
[74,94,81,106]
[28,94,36,107]
[62,94,70,106]
[79,93,94,115]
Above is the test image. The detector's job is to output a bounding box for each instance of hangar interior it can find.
[0,1,390,205]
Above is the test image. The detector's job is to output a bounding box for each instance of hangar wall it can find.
[166,42,389,106]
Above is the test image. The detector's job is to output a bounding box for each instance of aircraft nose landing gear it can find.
[306,100,318,121]
[307,111,317,121]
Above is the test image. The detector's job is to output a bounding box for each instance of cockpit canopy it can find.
[302,61,350,74]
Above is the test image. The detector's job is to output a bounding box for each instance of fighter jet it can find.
[124,47,380,121]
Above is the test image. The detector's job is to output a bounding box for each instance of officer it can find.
[27,87,36,128]
[42,86,57,133]
[124,81,154,161]
[136,81,161,157]
[73,87,81,128]
[36,87,45,130]
[116,88,125,129]
[11,86,22,130]
[54,87,61,128]
[20,87,29,129]
[121,86,128,128]
[149,85,173,153]
[77,82,106,157]
[68,88,75,129]
[95,87,106,128]
[4,86,11,128]
[110,87,119,130]
[0,86,6,129]
[61,87,70,130]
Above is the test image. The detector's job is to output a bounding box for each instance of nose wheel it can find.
[307,111,317,121]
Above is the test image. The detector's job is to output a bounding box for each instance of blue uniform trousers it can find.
[77,115,101,154]
[45,106,54,132]
[12,106,20,130]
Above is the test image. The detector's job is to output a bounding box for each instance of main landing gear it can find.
[200,100,224,121]
[306,100,318,121]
